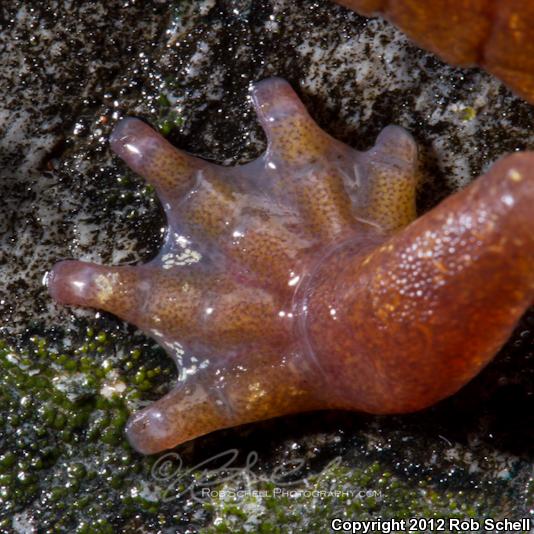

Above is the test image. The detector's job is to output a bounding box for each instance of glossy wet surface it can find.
[1,0,534,531]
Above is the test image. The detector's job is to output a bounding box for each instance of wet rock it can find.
[0,0,533,531]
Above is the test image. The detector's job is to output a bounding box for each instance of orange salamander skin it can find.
[335,0,534,105]
[48,78,534,454]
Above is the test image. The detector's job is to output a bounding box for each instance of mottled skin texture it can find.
[48,78,534,454]
[335,0,534,105]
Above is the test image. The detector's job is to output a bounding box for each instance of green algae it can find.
[459,106,477,122]
[0,329,178,532]
[1,322,533,532]
[156,93,185,136]
[201,455,525,534]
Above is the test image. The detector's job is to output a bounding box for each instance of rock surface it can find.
[0,0,533,532]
